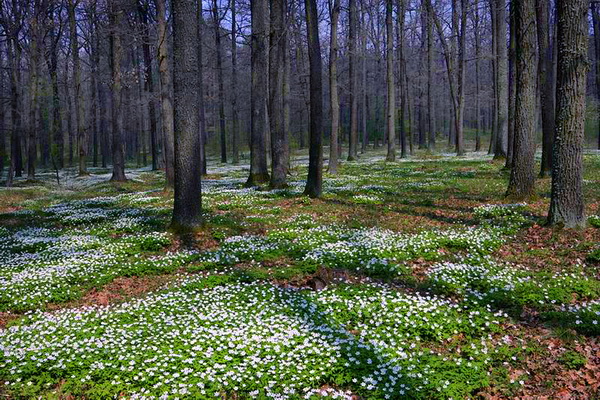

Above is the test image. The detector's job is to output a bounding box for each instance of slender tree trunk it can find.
[212,0,227,163]
[360,3,368,153]
[347,0,358,160]
[231,0,240,164]
[28,0,44,179]
[537,0,555,176]
[506,0,537,200]
[171,0,202,230]
[328,0,341,173]
[303,0,323,197]
[385,0,395,161]
[474,2,481,152]
[90,8,99,168]
[548,0,588,228]
[494,0,508,159]
[270,0,289,188]
[157,0,175,188]
[0,39,4,179]
[68,0,87,175]
[138,1,159,171]
[426,0,435,150]
[247,0,270,186]
[109,0,126,182]
[397,0,407,158]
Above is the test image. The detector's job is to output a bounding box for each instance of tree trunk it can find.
[246,0,270,186]
[506,0,537,200]
[537,0,556,176]
[506,0,516,168]
[212,0,227,164]
[328,0,341,173]
[28,0,44,179]
[397,0,407,158]
[231,0,240,164]
[138,1,159,171]
[303,0,323,197]
[68,0,87,175]
[385,0,395,161]
[593,3,600,150]
[109,0,126,182]
[360,4,368,153]
[493,0,508,159]
[157,0,175,188]
[474,1,481,152]
[270,0,289,188]
[198,6,208,175]
[426,0,435,150]
[347,0,358,160]
[548,0,588,228]
[171,0,202,230]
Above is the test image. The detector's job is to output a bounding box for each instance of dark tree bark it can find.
[157,0,175,188]
[425,0,435,151]
[506,0,516,168]
[47,5,63,169]
[360,3,367,153]
[493,0,508,159]
[109,0,127,182]
[474,0,481,152]
[28,0,45,179]
[247,0,270,186]
[593,2,600,150]
[197,5,208,175]
[397,0,407,158]
[537,0,556,177]
[347,0,358,160]
[212,0,227,164]
[270,0,289,188]
[548,0,588,228]
[385,0,395,161]
[328,0,341,173]
[231,0,240,164]
[303,0,323,197]
[171,0,202,229]
[506,0,537,200]
[138,0,160,171]
[68,0,87,175]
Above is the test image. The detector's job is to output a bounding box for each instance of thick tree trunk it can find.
[506,0,537,200]
[198,7,208,175]
[69,0,87,175]
[548,0,588,228]
[593,3,600,150]
[231,0,240,164]
[537,0,556,177]
[385,0,395,161]
[303,0,323,197]
[328,0,341,173]
[270,0,289,188]
[347,0,358,160]
[171,0,202,230]
[506,0,516,168]
[246,0,270,186]
[157,0,175,188]
[212,0,227,164]
[109,0,127,182]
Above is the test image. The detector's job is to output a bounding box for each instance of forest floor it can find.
[0,149,599,400]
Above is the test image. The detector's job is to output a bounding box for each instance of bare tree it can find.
[157,0,174,188]
[109,0,126,182]
[548,0,588,227]
[171,0,202,229]
[230,0,240,163]
[385,0,395,161]
[212,0,227,163]
[247,0,270,186]
[347,0,359,160]
[328,0,341,173]
[270,0,289,188]
[303,0,323,197]
[506,0,537,199]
